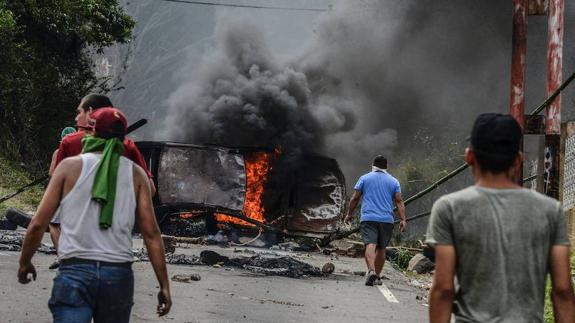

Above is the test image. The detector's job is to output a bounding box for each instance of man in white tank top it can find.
[18,108,171,322]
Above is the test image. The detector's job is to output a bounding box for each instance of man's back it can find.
[355,171,400,223]
[58,153,137,262]
[426,186,570,322]
[18,106,172,320]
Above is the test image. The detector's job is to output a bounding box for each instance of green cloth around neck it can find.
[81,135,125,229]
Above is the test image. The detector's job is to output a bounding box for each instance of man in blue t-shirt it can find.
[344,155,406,286]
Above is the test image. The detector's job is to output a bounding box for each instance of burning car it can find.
[136,142,346,238]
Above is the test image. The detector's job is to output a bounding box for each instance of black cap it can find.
[470,113,522,157]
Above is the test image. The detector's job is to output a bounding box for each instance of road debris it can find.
[200,250,325,278]
[408,278,432,290]
[207,288,305,307]
[162,216,207,237]
[0,219,17,230]
[135,248,325,278]
[162,235,205,245]
[269,241,301,251]
[256,298,304,307]
[171,273,201,283]
[3,208,32,229]
[321,263,335,274]
[171,274,191,283]
[325,239,365,258]
[0,230,55,254]
[407,253,435,274]
[200,250,230,265]
[134,249,202,265]
[231,254,323,278]
[233,248,257,254]
[167,253,202,265]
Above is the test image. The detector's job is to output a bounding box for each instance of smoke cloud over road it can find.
[163,21,329,161]
[163,0,511,180]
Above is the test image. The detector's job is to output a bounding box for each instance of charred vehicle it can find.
[136,142,346,237]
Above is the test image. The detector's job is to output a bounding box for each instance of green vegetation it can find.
[393,129,466,198]
[388,247,416,271]
[0,155,43,214]
[544,251,575,322]
[0,0,134,176]
[545,277,553,323]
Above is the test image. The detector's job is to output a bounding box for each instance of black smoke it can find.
[163,21,326,161]
[163,1,512,181]
[297,0,512,181]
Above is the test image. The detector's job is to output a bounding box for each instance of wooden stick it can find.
[386,247,423,252]
[161,235,204,244]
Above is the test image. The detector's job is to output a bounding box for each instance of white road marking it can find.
[377,283,399,303]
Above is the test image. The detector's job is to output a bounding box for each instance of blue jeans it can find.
[49,262,134,323]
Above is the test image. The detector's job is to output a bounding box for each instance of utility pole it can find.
[510,0,565,197]
[544,0,564,198]
[509,0,528,185]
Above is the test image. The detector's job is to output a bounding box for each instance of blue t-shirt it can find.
[354,171,401,223]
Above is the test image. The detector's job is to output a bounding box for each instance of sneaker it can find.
[48,258,61,270]
[374,277,383,285]
[365,270,378,286]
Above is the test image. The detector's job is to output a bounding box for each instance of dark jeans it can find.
[49,262,134,323]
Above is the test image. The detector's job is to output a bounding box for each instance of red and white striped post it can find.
[544,0,564,198]
[510,0,527,185]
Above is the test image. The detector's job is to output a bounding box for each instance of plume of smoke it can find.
[295,0,511,182]
[163,0,511,184]
[163,18,334,161]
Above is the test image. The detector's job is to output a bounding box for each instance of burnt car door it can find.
[136,142,247,223]
[286,155,346,234]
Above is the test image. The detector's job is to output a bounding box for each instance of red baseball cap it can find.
[90,107,128,137]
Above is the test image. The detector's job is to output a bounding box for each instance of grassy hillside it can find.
[0,155,44,215]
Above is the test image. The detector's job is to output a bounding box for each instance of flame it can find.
[215,150,278,226]
[179,210,204,219]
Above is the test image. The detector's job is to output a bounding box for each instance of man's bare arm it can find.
[48,149,58,177]
[19,160,67,283]
[394,192,406,232]
[149,178,157,197]
[549,245,575,323]
[344,190,362,222]
[134,165,171,316]
[429,245,456,323]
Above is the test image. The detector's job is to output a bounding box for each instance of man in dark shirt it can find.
[427,114,575,322]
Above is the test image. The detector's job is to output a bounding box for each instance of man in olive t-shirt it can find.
[426,114,575,323]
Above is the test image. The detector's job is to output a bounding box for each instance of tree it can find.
[0,0,134,175]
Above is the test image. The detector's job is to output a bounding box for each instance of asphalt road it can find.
[0,236,428,323]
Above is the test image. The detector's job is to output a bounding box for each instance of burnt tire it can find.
[160,216,207,237]
[0,219,17,230]
[5,207,32,229]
